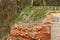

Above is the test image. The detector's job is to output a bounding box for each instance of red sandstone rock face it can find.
[5,14,53,40]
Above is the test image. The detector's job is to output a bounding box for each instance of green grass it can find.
[33,7,47,21]
[10,6,34,25]
[10,6,48,26]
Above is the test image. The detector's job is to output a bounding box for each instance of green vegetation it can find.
[10,6,47,26]
[33,7,47,21]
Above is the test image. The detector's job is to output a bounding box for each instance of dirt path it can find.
[51,13,60,40]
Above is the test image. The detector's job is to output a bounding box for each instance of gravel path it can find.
[51,22,60,40]
[51,13,60,40]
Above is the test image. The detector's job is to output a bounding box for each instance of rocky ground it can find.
[2,13,53,40]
